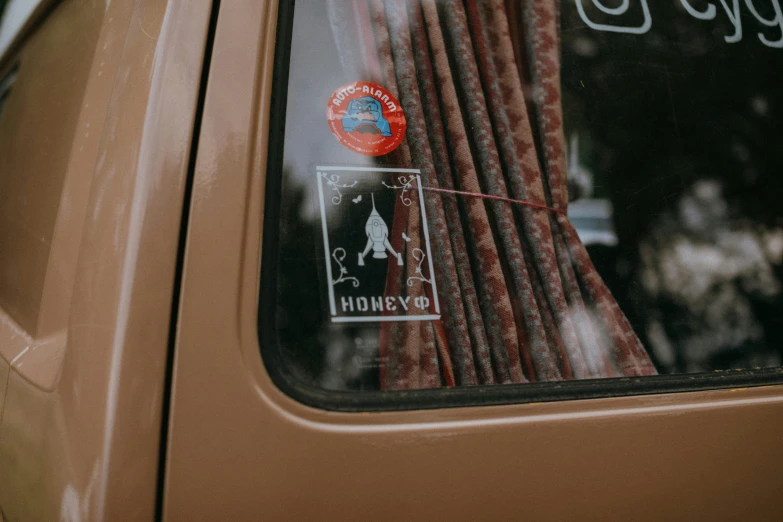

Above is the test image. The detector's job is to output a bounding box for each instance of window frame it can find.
[257,0,783,412]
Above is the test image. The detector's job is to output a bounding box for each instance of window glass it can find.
[263,0,783,403]
[0,0,45,57]
[561,1,783,374]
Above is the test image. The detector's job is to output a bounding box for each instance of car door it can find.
[163,1,783,520]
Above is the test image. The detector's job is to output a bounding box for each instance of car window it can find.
[260,0,783,409]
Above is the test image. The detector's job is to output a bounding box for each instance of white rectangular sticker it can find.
[317,165,441,323]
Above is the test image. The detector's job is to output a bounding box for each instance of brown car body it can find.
[0,1,781,521]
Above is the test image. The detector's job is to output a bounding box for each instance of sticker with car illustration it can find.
[316,165,440,323]
[342,97,393,137]
[326,81,407,156]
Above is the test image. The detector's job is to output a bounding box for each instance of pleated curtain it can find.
[328,0,657,390]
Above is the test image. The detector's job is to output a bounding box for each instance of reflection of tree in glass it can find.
[561,2,783,372]
[276,174,324,382]
[276,172,380,390]
[637,179,783,371]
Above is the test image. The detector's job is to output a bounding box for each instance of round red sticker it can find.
[326,81,406,157]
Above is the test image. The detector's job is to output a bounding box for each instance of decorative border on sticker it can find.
[316,165,441,324]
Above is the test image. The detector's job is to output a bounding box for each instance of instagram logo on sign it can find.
[575,0,652,34]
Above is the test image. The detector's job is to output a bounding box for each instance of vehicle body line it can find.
[153,1,222,520]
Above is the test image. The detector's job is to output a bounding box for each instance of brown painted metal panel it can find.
[0,1,212,520]
[0,357,8,416]
[163,2,783,520]
[0,0,103,335]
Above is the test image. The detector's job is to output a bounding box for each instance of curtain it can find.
[328,0,657,390]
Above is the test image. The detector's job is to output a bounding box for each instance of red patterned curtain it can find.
[329,0,656,390]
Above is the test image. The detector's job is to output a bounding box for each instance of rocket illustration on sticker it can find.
[358,194,403,267]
